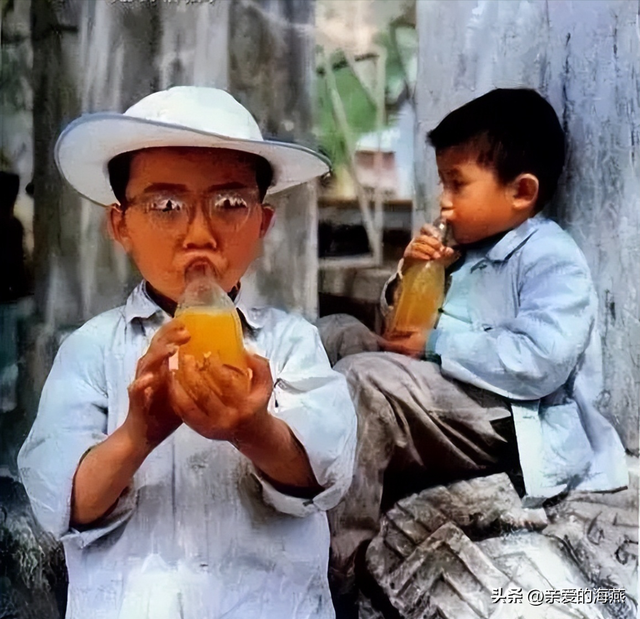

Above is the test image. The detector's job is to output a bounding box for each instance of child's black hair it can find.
[108,149,274,207]
[427,88,565,208]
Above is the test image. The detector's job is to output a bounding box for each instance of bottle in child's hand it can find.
[386,219,449,337]
[175,263,247,377]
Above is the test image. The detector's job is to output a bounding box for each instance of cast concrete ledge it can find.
[364,463,638,619]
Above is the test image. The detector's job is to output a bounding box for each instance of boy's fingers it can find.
[415,234,442,248]
[404,241,437,257]
[245,354,272,386]
[154,320,191,345]
[413,237,445,254]
[419,224,441,238]
[169,373,218,438]
[178,355,222,406]
[404,246,440,261]
[177,355,218,404]
[405,249,436,261]
[201,354,251,396]
[405,236,446,259]
[128,372,156,409]
[137,323,190,376]
[130,372,156,392]
[405,232,456,262]
[189,354,225,399]
[149,322,191,353]
[136,344,176,377]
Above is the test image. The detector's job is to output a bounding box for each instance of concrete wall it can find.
[415,0,640,451]
[228,0,319,318]
[0,0,33,249]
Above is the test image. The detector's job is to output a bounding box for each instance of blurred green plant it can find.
[316,49,378,168]
[376,22,418,106]
[315,16,417,170]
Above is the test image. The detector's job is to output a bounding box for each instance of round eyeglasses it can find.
[124,187,262,231]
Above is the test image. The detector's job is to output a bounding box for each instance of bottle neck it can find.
[145,281,241,317]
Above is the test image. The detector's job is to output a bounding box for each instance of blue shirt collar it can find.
[124,281,265,330]
[484,213,545,263]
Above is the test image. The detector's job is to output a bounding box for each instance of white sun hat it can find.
[55,86,330,206]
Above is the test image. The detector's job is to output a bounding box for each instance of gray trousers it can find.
[317,314,517,591]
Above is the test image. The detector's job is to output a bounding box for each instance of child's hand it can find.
[377,330,427,359]
[403,223,458,268]
[125,321,191,448]
[169,352,274,443]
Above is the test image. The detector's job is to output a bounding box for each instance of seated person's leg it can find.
[327,350,514,598]
[316,313,380,366]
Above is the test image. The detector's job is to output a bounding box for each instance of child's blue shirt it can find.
[427,213,627,503]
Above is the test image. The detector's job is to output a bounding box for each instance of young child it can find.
[320,88,628,612]
[18,86,357,619]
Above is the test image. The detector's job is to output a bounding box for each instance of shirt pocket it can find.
[469,262,518,327]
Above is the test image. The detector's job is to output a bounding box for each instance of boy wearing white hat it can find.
[18,87,357,619]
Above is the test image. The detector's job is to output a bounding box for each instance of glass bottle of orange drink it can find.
[386,219,449,337]
[175,263,247,378]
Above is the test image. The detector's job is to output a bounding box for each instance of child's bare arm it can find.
[70,424,150,526]
[71,322,189,526]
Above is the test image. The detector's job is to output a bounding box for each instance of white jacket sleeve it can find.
[253,316,357,517]
[17,325,136,546]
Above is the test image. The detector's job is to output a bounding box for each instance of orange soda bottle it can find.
[175,264,247,376]
[386,219,449,337]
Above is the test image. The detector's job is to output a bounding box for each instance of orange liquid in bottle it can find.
[387,260,445,335]
[176,307,247,371]
[387,219,449,337]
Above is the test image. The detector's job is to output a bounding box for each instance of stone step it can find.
[364,470,638,619]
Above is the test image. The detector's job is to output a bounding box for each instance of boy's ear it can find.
[510,173,539,212]
[107,204,132,252]
[259,204,275,237]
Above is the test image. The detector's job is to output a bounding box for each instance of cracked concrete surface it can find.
[363,457,638,619]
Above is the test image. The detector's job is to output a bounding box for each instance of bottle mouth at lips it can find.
[433,217,451,246]
[175,263,247,375]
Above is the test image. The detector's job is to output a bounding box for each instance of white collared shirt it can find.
[18,283,357,619]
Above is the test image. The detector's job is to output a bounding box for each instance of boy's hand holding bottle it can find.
[168,263,275,444]
[169,346,274,444]
[124,321,191,450]
[403,222,458,265]
[379,220,459,358]
[125,263,276,449]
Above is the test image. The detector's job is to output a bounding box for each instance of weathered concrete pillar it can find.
[27,0,232,394]
[415,0,639,452]
[30,0,82,330]
[228,0,319,318]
